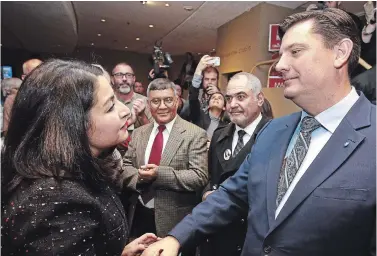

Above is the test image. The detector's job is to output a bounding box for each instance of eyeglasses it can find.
[112,72,135,79]
[149,97,175,108]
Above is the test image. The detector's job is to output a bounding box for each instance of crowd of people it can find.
[1,5,376,256]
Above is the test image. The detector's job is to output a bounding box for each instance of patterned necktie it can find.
[276,116,322,206]
[148,125,166,165]
[233,130,247,157]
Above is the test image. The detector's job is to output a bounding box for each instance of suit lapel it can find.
[266,112,301,228]
[268,94,371,233]
[216,123,236,172]
[160,116,185,166]
[137,124,154,167]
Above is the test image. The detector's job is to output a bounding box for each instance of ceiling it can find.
[1,1,366,56]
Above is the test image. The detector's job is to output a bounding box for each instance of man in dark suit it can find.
[200,72,270,256]
[142,8,376,256]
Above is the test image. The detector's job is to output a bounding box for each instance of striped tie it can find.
[233,130,246,157]
[276,116,321,206]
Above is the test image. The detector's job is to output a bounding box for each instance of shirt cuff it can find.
[192,74,203,89]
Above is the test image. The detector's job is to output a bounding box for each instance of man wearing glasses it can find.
[122,78,208,256]
[111,62,152,131]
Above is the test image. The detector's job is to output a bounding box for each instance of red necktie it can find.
[148,125,166,165]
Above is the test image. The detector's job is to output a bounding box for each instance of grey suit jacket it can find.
[122,116,208,237]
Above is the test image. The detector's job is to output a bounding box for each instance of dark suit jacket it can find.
[200,116,270,256]
[122,116,208,237]
[2,177,128,256]
[170,93,376,256]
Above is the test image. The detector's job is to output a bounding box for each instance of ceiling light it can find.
[149,24,154,28]
[91,43,94,46]
[101,19,106,23]
[212,48,215,51]
[125,46,128,49]
[165,3,170,7]
[136,37,140,41]
[97,33,102,37]
[184,6,193,11]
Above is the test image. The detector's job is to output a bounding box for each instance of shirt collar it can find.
[153,115,178,134]
[301,87,359,133]
[235,113,262,136]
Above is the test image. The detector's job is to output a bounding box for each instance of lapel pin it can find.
[344,141,350,147]
[224,149,231,161]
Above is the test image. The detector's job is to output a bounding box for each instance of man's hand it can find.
[133,98,147,116]
[139,164,158,183]
[195,55,214,75]
[206,84,219,96]
[141,236,180,256]
[202,190,215,201]
[121,233,160,256]
[149,69,156,80]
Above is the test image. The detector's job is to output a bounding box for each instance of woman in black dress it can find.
[2,59,159,256]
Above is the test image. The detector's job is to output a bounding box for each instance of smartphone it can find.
[208,57,220,67]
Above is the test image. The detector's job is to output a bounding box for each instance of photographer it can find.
[180,55,222,120]
[148,42,173,81]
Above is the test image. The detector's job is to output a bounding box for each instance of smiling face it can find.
[88,76,131,156]
[148,88,178,125]
[275,20,335,107]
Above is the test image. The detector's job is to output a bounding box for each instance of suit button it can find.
[240,218,245,223]
[237,246,242,251]
[263,245,271,254]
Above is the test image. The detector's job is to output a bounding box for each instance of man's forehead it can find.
[227,76,250,93]
[280,20,314,53]
[148,88,175,97]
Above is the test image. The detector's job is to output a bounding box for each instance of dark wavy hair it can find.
[2,59,121,195]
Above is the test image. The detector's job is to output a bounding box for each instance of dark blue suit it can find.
[170,93,376,256]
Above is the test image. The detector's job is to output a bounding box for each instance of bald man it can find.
[22,59,42,80]
[2,78,22,134]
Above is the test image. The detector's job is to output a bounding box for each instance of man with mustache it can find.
[122,78,208,256]
[111,62,152,131]
[199,72,270,256]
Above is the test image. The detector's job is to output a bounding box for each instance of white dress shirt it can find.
[232,113,262,154]
[144,116,178,165]
[275,87,359,218]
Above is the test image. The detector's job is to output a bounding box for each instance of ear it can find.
[256,92,265,107]
[333,38,353,70]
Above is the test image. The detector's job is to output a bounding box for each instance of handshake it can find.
[122,234,180,256]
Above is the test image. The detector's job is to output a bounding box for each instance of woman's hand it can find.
[121,233,160,256]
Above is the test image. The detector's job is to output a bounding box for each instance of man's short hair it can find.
[147,78,177,97]
[111,62,132,75]
[229,72,262,96]
[202,66,219,79]
[278,8,361,75]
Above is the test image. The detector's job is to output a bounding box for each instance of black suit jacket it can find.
[2,177,128,256]
[200,116,270,256]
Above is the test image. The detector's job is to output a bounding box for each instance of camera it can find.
[151,41,173,79]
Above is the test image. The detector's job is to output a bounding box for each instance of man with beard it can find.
[199,72,270,256]
[111,63,152,131]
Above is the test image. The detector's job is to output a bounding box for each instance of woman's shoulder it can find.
[4,178,101,210]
